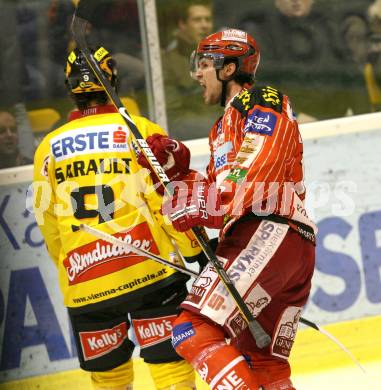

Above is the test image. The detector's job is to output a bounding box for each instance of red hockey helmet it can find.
[190,28,260,80]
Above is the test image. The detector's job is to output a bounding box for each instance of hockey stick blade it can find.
[71,3,271,348]
[300,318,366,373]
[80,224,198,278]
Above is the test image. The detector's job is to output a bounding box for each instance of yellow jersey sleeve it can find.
[33,136,61,266]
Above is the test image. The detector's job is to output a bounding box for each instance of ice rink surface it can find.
[2,358,379,389]
[3,314,380,390]
[105,359,381,389]
[128,359,381,389]
[293,361,381,389]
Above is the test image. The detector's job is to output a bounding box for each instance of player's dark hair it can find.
[223,58,254,85]
[69,91,109,110]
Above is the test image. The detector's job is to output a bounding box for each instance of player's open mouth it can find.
[199,83,206,97]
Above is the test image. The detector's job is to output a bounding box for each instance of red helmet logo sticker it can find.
[221,29,247,43]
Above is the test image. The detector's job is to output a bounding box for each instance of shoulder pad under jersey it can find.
[231,85,284,116]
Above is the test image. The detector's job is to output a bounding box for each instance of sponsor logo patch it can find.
[212,132,225,150]
[272,306,302,359]
[212,369,247,389]
[209,356,247,389]
[94,47,109,61]
[50,125,129,162]
[234,136,263,168]
[214,154,228,169]
[226,168,248,183]
[185,264,219,306]
[132,314,176,349]
[244,109,277,136]
[172,322,195,348]
[227,222,289,282]
[64,222,158,285]
[113,127,127,143]
[227,284,271,336]
[214,141,232,169]
[213,119,224,137]
[221,29,247,43]
[79,322,128,360]
[199,222,289,334]
[261,86,282,108]
[236,89,252,112]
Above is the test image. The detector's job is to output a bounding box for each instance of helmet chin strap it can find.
[216,69,236,107]
[220,79,229,107]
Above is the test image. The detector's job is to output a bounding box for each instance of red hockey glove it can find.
[137,133,190,184]
[162,179,224,232]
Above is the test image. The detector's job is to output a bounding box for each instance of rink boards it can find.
[0,112,381,386]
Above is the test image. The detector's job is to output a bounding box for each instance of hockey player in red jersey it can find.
[145,29,317,389]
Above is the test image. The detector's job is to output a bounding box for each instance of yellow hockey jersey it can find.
[33,105,201,309]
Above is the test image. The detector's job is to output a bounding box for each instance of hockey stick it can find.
[299,318,366,373]
[81,222,366,372]
[71,1,271,348]
[80,224,198,278]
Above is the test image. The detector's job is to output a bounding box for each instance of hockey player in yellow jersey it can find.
[33,46,205,390]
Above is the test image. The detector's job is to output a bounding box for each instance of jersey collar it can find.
[69,104,118,121]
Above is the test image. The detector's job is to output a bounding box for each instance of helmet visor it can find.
[189,51,225,80]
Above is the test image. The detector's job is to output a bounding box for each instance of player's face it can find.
[0,112,18,155]
[194,57,222,105]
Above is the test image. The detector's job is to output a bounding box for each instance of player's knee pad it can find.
[91,360,133,389]
[147,360,195,389]
[172,310,259,390]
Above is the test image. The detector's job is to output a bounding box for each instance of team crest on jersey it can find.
[244,109,277,136]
